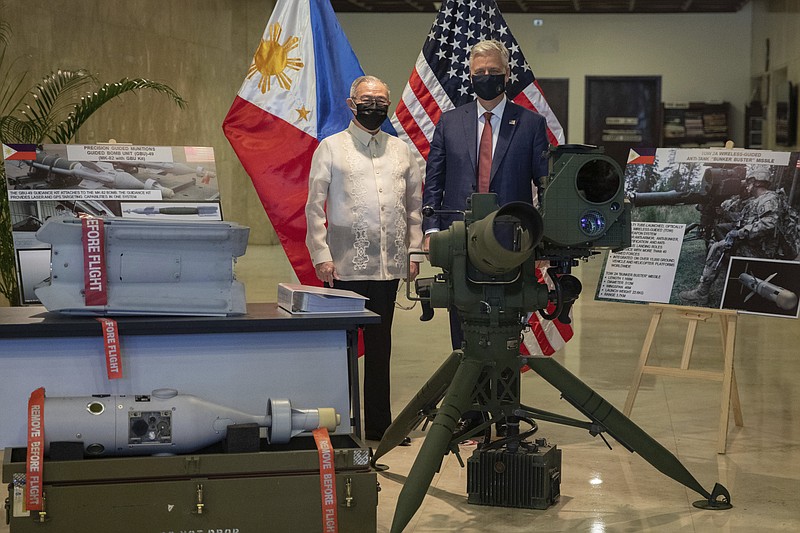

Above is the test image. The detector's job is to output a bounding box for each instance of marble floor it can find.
[3,244,799,532]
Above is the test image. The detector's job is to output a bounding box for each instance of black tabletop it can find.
[0,303,380,338]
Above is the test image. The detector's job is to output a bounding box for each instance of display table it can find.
[0,303,380,447]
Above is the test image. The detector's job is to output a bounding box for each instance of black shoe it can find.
[399,437,412,447]
[453,412,484,437]
[453,418,478,435]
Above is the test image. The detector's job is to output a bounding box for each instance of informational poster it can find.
[598,147,800,319]
[597,222,684,303]
[3,144,223,304]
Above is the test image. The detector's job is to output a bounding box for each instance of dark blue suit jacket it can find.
[422,99,549,232]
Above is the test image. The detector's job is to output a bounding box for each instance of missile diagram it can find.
[738,272,798,311]
[28,152,175,197]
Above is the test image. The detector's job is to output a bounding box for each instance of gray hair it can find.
[469,39,510,70]
[349,75,391,99]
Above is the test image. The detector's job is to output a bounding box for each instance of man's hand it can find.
[423,234,431,252]
[408,261,420,282]
[725,229,739,241]
[315,261,338,286]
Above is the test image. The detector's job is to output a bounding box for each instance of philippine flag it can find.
[2,143,37,161]
[223,0,366,285]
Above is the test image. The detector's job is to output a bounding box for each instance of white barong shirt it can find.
[306,121,423,281]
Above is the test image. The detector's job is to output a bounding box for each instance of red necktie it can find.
[478,111,493,193]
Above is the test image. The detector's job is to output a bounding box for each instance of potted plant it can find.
[0,19,185,306]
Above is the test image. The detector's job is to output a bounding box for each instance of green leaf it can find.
[0,18,10,47]
[22,70,97,141]
[0,46,28,119]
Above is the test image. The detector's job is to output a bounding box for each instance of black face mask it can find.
[471,74,506,100]
[353,103,389,131]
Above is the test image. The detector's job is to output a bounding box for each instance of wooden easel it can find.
[622,303,744,454]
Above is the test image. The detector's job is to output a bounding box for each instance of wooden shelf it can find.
[662,101,730,148]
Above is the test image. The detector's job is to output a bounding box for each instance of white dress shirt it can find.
[306,121,423,281]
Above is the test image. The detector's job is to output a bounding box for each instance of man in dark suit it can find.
[422,39,550,350]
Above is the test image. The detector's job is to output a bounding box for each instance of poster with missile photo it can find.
[3,144,222,303]
[597,147,800,318]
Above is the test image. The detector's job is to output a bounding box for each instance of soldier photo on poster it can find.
[604,147,800,317]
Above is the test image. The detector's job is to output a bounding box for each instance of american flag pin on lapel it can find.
[509,119,517,125]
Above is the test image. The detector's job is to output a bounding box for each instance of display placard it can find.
[3,144,224,304]
[598,147,800,319]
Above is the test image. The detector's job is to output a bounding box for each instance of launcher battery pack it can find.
[466,441,562,510]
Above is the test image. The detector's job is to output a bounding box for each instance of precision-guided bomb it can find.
[41,389,340,457]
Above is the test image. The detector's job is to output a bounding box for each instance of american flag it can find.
[391,0,565,170]
[391,0,571,356]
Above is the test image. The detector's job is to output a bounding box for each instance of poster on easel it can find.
[597,147,800,319]
[3,144,222,304]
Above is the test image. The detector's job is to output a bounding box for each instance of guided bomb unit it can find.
[41,389,340,457]
[33,216,248,316]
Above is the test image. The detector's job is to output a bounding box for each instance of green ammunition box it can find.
[3,435,376,532]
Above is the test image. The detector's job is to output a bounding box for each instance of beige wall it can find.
[4,0,279,244]
[338,8,753,146]
[750,0,800,150]
[5,2,780,241]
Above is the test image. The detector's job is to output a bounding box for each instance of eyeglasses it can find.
[354,96,390,107]
[471,69,506,76]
